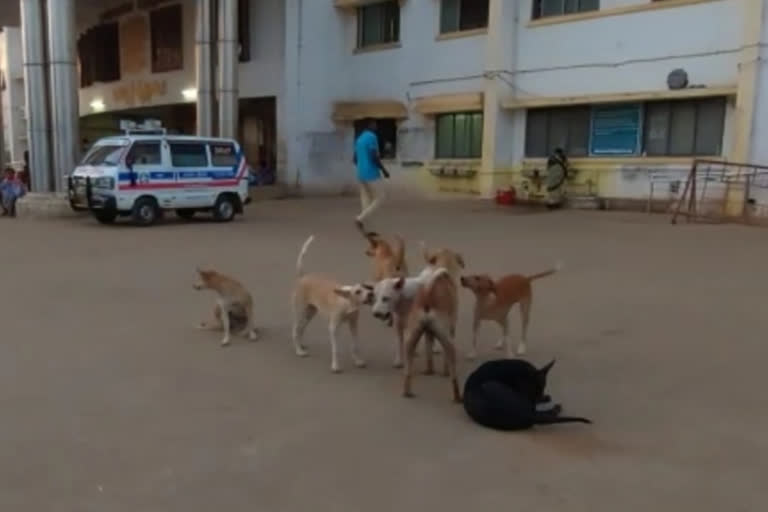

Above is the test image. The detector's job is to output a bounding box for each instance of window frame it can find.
[525,106,591,158]
[531,0,600,21]
[439,0,490,34]
[169,142,210,168]
[642,98,726,157]
[126,140,163,166]
[353,118,399,160]
[149,4,184,73]
[434,111,484,160]
[209,142,239,167]
[356,0,401,49]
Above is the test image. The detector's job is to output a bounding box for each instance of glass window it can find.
[210,143,238,166]
[435,112,484,159]
[354,119,398,160]
[440,0,489,33]
[170,143,208,167]
[643,98,725,156]
[150,4,183,72]
[533,0,600,20]
[524,106,590,157]
[357,1,400,48]
[81,145,125,166]
[127,141,162,165]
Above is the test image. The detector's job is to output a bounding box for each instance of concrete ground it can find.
[1,198,766,511]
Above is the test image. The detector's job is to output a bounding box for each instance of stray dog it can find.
[401,267,462,402]
[371,243,465,367]
[292,235,375,373]
[194,268,260,346]
[463,358,591,430]
[460,262,562,358]
[358,227,408,280]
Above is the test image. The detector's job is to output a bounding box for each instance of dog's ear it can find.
[362,283,375,291]
[394,277,405,290]
[456,253,466,269]
[333,287,352,299]
[539,359,556,376]
[420,241,432,263]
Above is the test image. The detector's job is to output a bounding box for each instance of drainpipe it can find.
[46,0,78,193]
[196,0,214,136]
[217,0,238,139]
[20,0,52,192]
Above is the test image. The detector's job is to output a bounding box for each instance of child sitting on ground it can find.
[1,167,27,217]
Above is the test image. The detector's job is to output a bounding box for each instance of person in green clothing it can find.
[545,148,570,210]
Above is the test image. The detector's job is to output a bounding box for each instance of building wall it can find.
[284,0,487,193]
[78,0,284,117]
[465,0,746,204]
[0,26,27,164]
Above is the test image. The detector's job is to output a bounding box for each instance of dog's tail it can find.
[536,415,592,425]
[296,235,315,277]
[527,261,564,282]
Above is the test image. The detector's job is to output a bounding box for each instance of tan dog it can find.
[460,262,562,358]
[194,268,260,347]
[370,242,466,367]
[358,227,408,280]
[402,268,461,402]
[292,235,375,373]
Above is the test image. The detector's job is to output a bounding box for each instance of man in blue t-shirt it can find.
[353,118,389,231]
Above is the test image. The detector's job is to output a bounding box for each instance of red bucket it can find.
[496,187,516,205]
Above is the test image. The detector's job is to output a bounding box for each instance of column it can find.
[46,0,79,193]
[0,74,5,171]
[196,0,214,136]
[218,0,239,138]
[20,0,52,193]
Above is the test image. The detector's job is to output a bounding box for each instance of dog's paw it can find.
[402,391,415,399]
[220,338,231,347]
[465,351,477,361]
[331,366,343,374]
[354,359,367,369]
[516,343,527,355]
[295,347,309,358]
[248,329,260,341]
[392,361,404,369]
[422,369,436,376]
[494,340,505,351]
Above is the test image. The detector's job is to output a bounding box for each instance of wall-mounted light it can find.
[90,99,105,112]
[182,88,197,102]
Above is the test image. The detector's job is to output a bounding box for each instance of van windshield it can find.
[81,145,125,166]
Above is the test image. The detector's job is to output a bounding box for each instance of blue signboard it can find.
[590,104,642,156]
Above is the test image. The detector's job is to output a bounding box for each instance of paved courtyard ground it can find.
[1,197,766,511]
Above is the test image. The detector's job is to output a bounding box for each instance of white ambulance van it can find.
[68,127,251,226]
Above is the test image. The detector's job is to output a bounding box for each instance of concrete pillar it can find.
[217,0,238,139]
[196,0,214,136]
[0,74,5,171]
[46,0,79,193]
[20,0,52,192]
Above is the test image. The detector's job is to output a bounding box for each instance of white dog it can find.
[291,235,374,373]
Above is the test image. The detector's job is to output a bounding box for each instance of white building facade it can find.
[1,0,766,214]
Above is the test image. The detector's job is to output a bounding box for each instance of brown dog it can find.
[358,227,408,280]
[402,268,461,402]
[194,268,260,347]
[460,262,562,358]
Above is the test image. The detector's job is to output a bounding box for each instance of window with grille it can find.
[435,112,484,159]
[357,1,400,48]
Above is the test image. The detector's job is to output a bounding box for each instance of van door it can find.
[124,140,171,207]
[170,141,215,208]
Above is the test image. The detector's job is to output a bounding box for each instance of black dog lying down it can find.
[463,359,591,431]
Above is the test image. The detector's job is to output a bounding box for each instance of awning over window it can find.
[412,92,484,115]
[331,100,408,122]
[334,0,407,9]
[502,85,738,110]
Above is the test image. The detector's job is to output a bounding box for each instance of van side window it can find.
[127,141,162,165]
[210,143,238,166]
[170,143,209,167]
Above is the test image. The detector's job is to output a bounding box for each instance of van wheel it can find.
[213,194,237,222]
[132,197,160,226]
[94,210,117,224]
[176,209,196,220]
